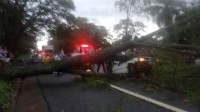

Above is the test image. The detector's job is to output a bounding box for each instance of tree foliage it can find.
[48,24,73,52]
[115,0,144,17]
[115,0,187,28]
[114,0,199,46]
[163,5,200,45]
[115,0,146,44]
[143,0,186,27]
[48,17,111,53]
[0,0,75,54]
[114,19,145,38]
[115,0,145,37]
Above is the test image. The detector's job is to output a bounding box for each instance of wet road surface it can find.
[37,74,172,112]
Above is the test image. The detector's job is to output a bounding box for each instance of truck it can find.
[41,45,54,57]
[69,44,95,72]
[70,44,94,57]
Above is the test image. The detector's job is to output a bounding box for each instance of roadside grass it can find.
[0,79,17,111]
[0,54,26,111]
[150,64,200,104]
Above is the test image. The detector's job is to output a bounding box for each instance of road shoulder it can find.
[14,76,48,112]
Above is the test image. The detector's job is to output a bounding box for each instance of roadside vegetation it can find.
[0,79,18,111]
[0,57,23,111]
[150,51,200,103]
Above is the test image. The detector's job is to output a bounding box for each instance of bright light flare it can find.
[139,58,145,62]
[86,69,92,72]
[39,51,45,55]
[81,44,89,47]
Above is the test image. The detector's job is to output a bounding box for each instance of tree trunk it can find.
[0,41,199,79]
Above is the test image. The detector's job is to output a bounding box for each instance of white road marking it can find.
[110,84,188,112]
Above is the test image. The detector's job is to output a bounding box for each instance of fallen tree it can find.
[1,11,200,79]
[0,42,199,79]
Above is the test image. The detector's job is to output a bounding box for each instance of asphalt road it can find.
[37,74,172,112]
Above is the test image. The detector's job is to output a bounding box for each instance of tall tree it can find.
[0,0,75,54]
[48,17,111,52]
[114,19,145,39]
[143,0,187,27]
[115,0,144,36]
[48,24,73,52]
[115,0,187,28]
[72,17,111,49]
[163,4,200,45]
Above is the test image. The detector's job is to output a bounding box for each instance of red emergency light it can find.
[81,44,89,47]
[41,52,45,55]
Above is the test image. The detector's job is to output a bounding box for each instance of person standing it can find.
[59,50,65,60]
[97,61,107,73]
[54,54,61,61]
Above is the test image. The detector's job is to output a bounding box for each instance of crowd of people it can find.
[54,50,66,61]
[27,50,67,65]
[0,45,14,66]
[0,46,112,73]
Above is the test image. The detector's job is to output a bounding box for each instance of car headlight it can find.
[139,58,145,62]
[86,69,92,72]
